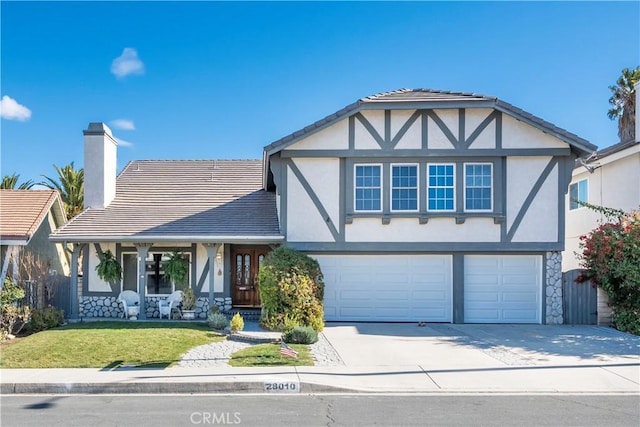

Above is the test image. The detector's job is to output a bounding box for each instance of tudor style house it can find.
[51,88,596,324]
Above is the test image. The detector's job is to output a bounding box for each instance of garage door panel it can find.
[316,254,452,322]
[464,255,541,324]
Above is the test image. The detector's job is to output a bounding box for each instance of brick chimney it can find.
[83,122,117,209]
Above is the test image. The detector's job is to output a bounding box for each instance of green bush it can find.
[208,312,229,330]
[209,304,220,315]
[230,312,244,332]
[283,326,318,344]
[1,278,25,306]
[28,306,64,333]
[258,246,324,332]
[612,308,640,335]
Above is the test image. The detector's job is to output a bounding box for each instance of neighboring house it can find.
[563,82,640,324]
[0,190,70,287]
[52,88,596,324]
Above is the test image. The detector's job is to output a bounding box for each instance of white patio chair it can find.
[117,290,140,320]
[158,290,183,319]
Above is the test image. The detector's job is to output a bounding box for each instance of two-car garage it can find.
[314,254,542,324]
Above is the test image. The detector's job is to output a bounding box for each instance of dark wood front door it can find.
[231,246,269,307]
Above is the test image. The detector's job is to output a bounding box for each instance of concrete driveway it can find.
[322,323,640,369]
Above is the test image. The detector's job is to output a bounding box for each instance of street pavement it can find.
[1,323,638,394]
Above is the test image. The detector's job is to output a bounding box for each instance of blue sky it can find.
[1,1,639,184]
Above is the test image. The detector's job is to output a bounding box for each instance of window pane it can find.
[465,163,492,211]
[122,254,137,292]
[355,165,381,211]
[427,164,455,211]
[391,165,418,211]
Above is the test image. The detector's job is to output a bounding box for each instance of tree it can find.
[1,173,35,190]
[40,162,84,218]
[608,66,640,143]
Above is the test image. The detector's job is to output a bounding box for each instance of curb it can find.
[0,381,354,395]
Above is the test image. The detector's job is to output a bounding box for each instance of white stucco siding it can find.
[355,110,384,150]
[88,243,116,292]
[465,108,496,149]
[392,110,422,149]
[563,148,640,271]
[427,109,457,149]
[196,244,224,293]
[502,115,568,149]
[510,162,559,242]
[284,118,349,150]
[292,158,340,226]
[506,156,553,232]
[345,217,500,242]
[286,166,335,242]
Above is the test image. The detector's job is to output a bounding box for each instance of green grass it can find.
[0,321,224,369]
[228,343,313,367]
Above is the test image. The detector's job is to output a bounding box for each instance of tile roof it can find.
[51,160,282,243]
[264,88,597,156]
[0,190,66,244]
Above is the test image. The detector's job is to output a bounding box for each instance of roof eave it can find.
[49,234,286,244]
[494,101,597,156]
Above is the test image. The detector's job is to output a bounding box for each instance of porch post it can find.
[204,243,220,309]
[69,243,83,320]
[135,243,152,320]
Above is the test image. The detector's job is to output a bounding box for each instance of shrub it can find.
[208,312,229,330]
[230,312,244,332]
[0,278,30,339]
[181,287,197,311]
[258,247,324,332]
[283,326,318,344]
[577,204,640,334]
[1,278,25,306]
[209,304,220,315]
[28,306,64,333]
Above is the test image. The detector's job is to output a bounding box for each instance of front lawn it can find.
[0,321,224,368]
[228,343,313,367]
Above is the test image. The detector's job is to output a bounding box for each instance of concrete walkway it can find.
[1,323,638,394]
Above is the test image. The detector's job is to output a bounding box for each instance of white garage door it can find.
[314,255,452,322]
[464,255,542,323]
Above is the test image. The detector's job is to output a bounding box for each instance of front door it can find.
[231,246,269,307]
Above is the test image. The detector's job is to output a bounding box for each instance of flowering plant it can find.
[577,203,640,334]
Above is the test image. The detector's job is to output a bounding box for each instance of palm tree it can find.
[1,173,35,190]
[608,66,640,143]
[40,162,84,218]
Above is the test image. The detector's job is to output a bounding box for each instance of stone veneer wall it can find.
[79,296,234,319]
[545,251,563,324]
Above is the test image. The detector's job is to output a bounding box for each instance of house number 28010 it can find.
[264,381,300,393]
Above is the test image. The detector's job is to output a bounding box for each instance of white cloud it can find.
[0,95,32,121]
[111,48,145,78]
[110,118,136,130]
[115,137,134,148]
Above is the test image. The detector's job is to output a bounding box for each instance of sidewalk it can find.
[1,323,639,395]
[2,363,639,394]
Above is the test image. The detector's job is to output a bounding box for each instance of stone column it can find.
[135,244,152,320]
[545,251,564,324]
[204,243,220,310]
[69,243,84,320]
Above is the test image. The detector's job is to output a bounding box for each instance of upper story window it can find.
[391,164,418,211]
[569,178,588,210]
[427,164,455,211]
[354,164,382,212]
[464,163,493,211]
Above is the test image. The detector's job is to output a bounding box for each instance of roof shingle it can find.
[0,190,65,243]
[51,160,282,243]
